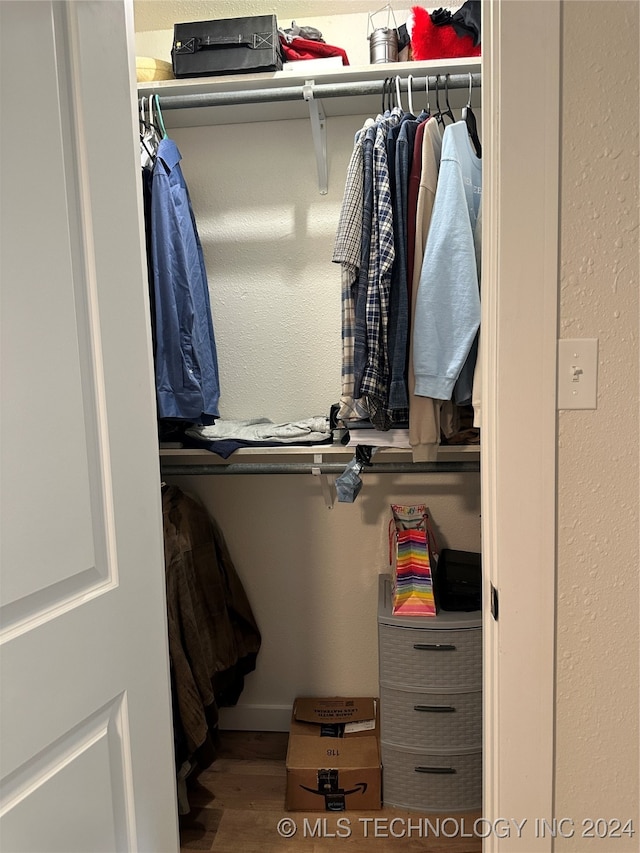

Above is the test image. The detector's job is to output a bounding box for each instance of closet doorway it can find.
[141,2,560,845]
[136,2,560,844]
[0,1,560,851]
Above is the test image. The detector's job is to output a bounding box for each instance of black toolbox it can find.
[172,15,283,79]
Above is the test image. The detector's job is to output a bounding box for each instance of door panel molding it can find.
[0,694,136,852]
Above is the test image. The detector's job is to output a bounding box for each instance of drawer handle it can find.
[415,766,457,775]
[413,643,456,651]
[414,704,455,713]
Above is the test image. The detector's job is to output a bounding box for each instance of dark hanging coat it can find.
[162,484,261,766]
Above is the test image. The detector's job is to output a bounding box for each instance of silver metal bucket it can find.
[369,26,399,63]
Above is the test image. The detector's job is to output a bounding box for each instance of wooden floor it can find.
[179,732,482,853]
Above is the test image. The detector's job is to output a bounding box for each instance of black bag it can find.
[172,15,283,79]
[434,549,482,612]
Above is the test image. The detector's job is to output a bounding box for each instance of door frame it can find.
[482,1,560,848]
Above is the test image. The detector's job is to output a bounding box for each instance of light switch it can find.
[557,338,598,409]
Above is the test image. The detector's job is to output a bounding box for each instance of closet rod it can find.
[160,461,480,476]
[150,72,481,111]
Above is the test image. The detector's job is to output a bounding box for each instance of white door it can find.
[0,2,179,851]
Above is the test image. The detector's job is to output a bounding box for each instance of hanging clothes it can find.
[162,484,261,794]
[357,108,402,429]
[412,120,482,402]
[333,124,369,422]
[387,112,421,413]
[408,116,445,461]
[334,82,482,454]
[149,137,221,424]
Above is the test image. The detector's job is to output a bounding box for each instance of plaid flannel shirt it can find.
[333,128,369,421]
[361,110,401,428]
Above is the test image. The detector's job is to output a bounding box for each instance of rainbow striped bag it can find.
[389,503,439,616]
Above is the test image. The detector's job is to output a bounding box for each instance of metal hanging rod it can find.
[149,72,481,112]
[160,460,480,476]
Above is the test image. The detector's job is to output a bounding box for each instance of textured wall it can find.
[171,471,481,716]
[555,1,639,846]
[172,117,345,424]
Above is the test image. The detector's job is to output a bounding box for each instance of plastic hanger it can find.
[462,73,482,158]
[386,76,396,113]
[153,94,167,139]
[424,75,431,117]
[434,76,444,125]
[442,74,456,125]
[406,74,415,116]
[394,75,404,112]
[381,77,391,114]
[385,76,394,113]
[139,96,159,166]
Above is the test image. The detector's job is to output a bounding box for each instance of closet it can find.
[2,0,560,849]
[134,0,560,837]
[1,1,562,846]
[139,57,483,735]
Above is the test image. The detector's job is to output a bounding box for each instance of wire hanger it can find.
[462,72,482,157]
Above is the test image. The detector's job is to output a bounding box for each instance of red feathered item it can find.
[410,5,481,60]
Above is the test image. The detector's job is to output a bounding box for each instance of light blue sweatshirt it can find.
[413,121,482,400]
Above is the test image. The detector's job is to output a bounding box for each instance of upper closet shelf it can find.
[138,58,481,193]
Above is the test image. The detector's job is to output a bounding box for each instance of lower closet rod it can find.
[151,72,481,111]
[160,461,480,476]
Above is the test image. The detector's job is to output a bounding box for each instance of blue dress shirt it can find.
[150,138,220,424]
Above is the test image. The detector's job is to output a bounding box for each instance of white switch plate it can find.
[557,338,598,409]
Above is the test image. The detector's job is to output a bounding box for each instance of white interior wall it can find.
[172,116,346,423]
[555,1,639,845]
[171,471,481,729]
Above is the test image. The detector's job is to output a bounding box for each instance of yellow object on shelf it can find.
[136,57,173,83]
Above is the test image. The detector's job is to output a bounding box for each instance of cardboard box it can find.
[285,697,381,811]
